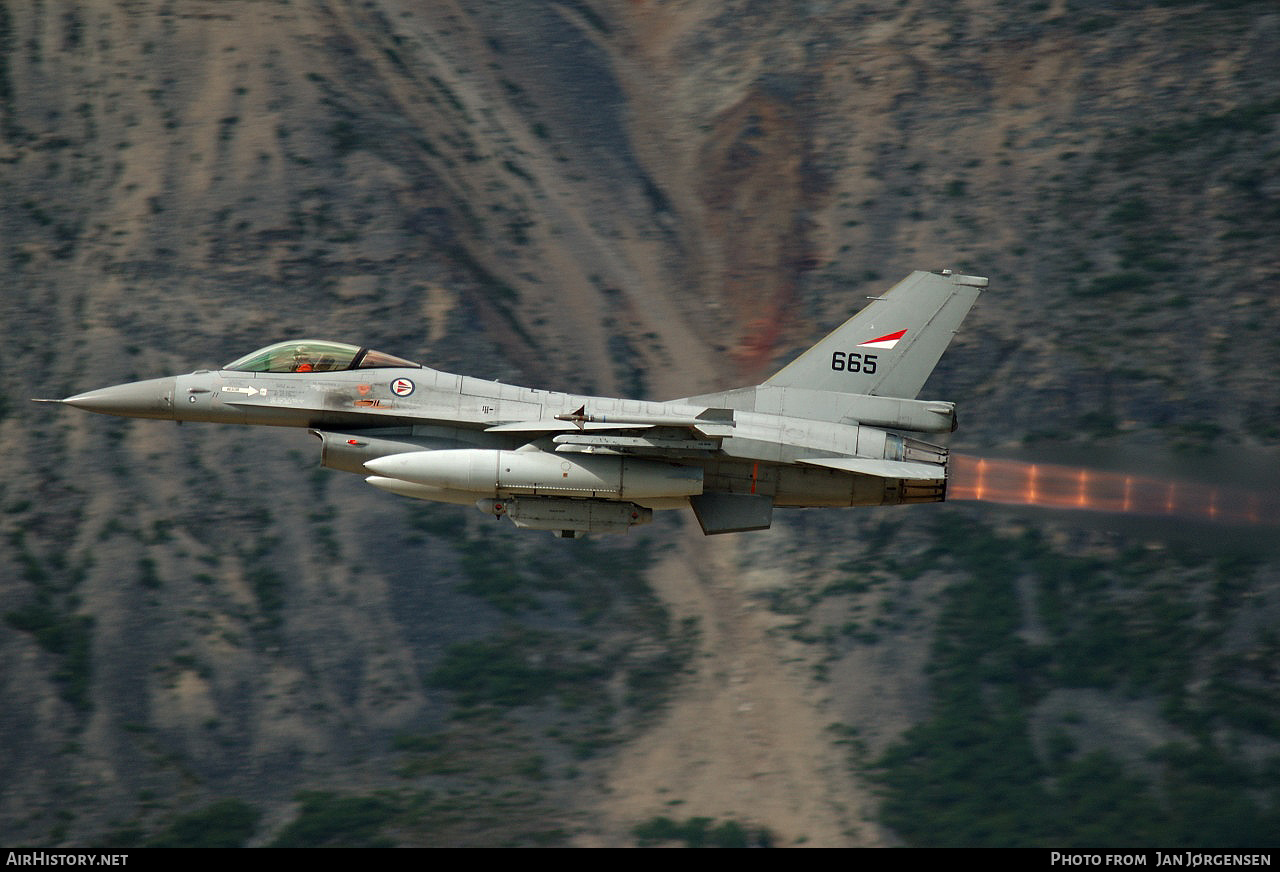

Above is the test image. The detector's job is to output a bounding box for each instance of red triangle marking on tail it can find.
[859,329,907,347]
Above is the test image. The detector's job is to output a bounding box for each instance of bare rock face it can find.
[2,0,1278,847]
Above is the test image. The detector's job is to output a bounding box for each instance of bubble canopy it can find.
[224,340,422,374]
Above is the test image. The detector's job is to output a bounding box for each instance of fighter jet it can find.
[45,270,986,537]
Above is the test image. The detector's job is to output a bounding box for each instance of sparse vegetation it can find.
[6,601,94,714]
[146,799,261,849]
[871,514,1280,848]
[269,792,396,849]
[632,815,773,848]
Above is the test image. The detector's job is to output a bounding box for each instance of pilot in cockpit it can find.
[292,349,315,373]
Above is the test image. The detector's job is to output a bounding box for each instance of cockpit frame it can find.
[224,340,422,374]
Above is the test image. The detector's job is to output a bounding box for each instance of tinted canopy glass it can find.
[224,340,421,373]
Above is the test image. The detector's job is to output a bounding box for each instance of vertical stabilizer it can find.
[762,270,986,399]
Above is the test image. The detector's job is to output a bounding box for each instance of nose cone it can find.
[63,376,177,420]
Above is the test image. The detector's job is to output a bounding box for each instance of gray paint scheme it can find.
[47,270,985,537]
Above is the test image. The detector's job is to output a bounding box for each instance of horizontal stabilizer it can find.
[797,456,946,481]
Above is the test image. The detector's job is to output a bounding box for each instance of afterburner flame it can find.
[950,454,1275,526]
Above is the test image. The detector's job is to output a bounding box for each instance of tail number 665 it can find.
[831,352,878,374]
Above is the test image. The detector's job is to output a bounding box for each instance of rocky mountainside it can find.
[2,0,1278,847]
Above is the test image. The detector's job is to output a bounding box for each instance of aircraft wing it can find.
[484,420,655,433]
[487,406,735,439]
[551,432,720,458]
